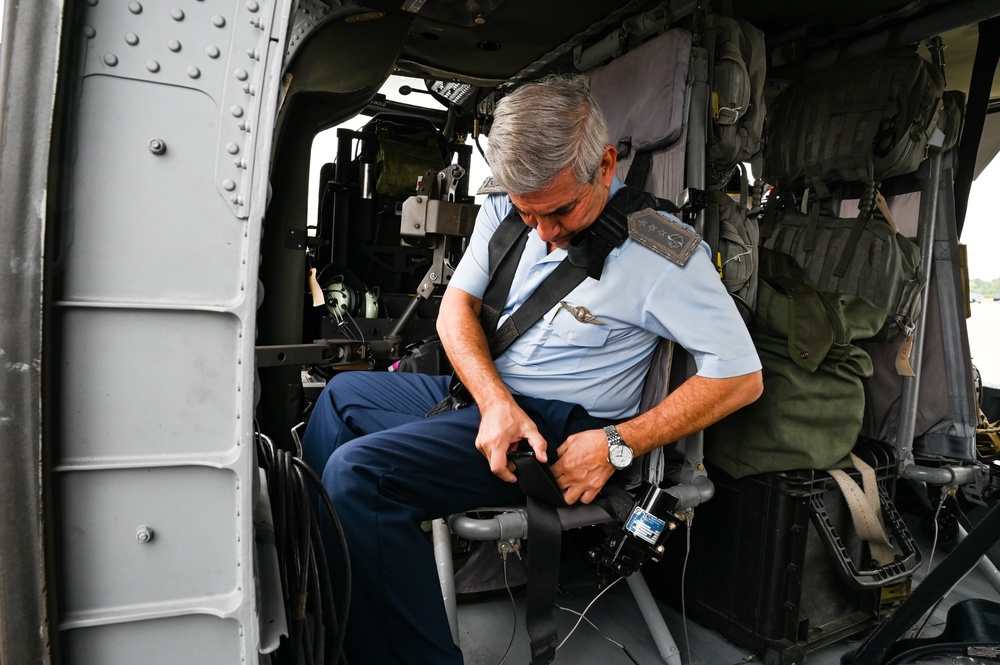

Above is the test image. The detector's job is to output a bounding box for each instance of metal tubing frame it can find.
[897,151,942,474]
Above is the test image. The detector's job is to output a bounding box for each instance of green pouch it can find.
[705,250,886,478]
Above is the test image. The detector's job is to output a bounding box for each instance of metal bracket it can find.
[255,340,364,368]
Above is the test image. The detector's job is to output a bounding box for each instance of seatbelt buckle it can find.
[508,450,566,506]
[529,635,559,665]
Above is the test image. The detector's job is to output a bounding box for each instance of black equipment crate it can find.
[649,440,920,664]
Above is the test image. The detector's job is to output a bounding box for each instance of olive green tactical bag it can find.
[762,49,944,189]
[759,203,924,343]
[705,250,887,478]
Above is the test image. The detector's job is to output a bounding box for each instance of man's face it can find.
[508,145,617,249]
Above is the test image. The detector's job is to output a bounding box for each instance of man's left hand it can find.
[551,429,614,505]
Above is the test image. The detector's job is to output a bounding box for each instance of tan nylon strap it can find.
[827,453,895,566]
[853,453,887,533]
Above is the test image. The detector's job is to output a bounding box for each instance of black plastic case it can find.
[648,440,919,664]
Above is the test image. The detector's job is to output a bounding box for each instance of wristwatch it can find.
[603,425,634,470]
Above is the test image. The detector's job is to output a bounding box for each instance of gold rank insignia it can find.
[627,208,701,266]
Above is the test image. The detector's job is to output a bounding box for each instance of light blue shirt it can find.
[448,177,761,419]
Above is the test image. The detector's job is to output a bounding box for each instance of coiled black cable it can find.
[256,428,351,665]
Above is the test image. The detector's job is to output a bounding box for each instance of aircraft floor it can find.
[457,508,1000,665]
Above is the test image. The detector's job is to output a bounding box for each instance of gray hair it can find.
[486,74,610,196]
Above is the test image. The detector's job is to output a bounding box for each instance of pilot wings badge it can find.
[556,301,605,325]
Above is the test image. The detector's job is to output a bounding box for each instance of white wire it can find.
[925,492,948,576]
[555,604,627,650]
[681,512,694,665]
[495,554,518,665]
[722,249,753,267]
[909,491,956,637]
[556,576,623,650]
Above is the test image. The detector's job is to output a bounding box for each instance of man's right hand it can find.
[439,286,549,483]
[475,399,548,483]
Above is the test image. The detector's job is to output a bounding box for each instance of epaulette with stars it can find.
[626,208,701,266]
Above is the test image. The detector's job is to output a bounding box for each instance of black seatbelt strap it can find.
[524,495,562,665]
[480,214,531,336]
[624,150,653,191]
[484,186,656,361]
[488,188,655,662]
[489,259,586,357]
[425,187,657,414]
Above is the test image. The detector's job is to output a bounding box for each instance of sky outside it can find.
[962,156,1000,281]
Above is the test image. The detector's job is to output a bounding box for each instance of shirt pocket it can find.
[550,311,611,346]
[513,309,611,369]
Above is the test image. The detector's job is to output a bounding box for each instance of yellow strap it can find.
[875,191,901,235]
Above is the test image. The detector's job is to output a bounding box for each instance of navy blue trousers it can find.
[300,371,610,664]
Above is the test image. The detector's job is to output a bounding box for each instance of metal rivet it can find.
[148,138,166,155]
[222,179,237,191]
[128,1,142,14]
[212,15,227,28]
[231,105,244,118]
[206,46,221,58]
[147,60,160,72]
[187,66,201,79]
[104,53,119,66]
[136,525,154,543]
[234,68,248,81]
[171,8,185,20]
[125,32,139,45]
[83,25,96,38]
[247,0,260,11]
[226,142,240,155]
[168,39,181,52]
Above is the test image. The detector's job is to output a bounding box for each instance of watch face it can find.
[609,445,633,469]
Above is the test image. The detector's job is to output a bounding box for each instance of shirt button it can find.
[568,331,576,340]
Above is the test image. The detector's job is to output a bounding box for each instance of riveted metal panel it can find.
[56,308,243,464]
[58,466,241,619]
[52,0,290,662]
[62,78,247,306]
[61,615,243,665]
[77,0,272,219]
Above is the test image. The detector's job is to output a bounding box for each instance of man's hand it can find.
[438,287,549,483]
[477,401,548,483]
[551,429,614,505]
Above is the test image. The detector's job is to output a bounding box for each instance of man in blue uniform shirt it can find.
[302,74,763,664]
